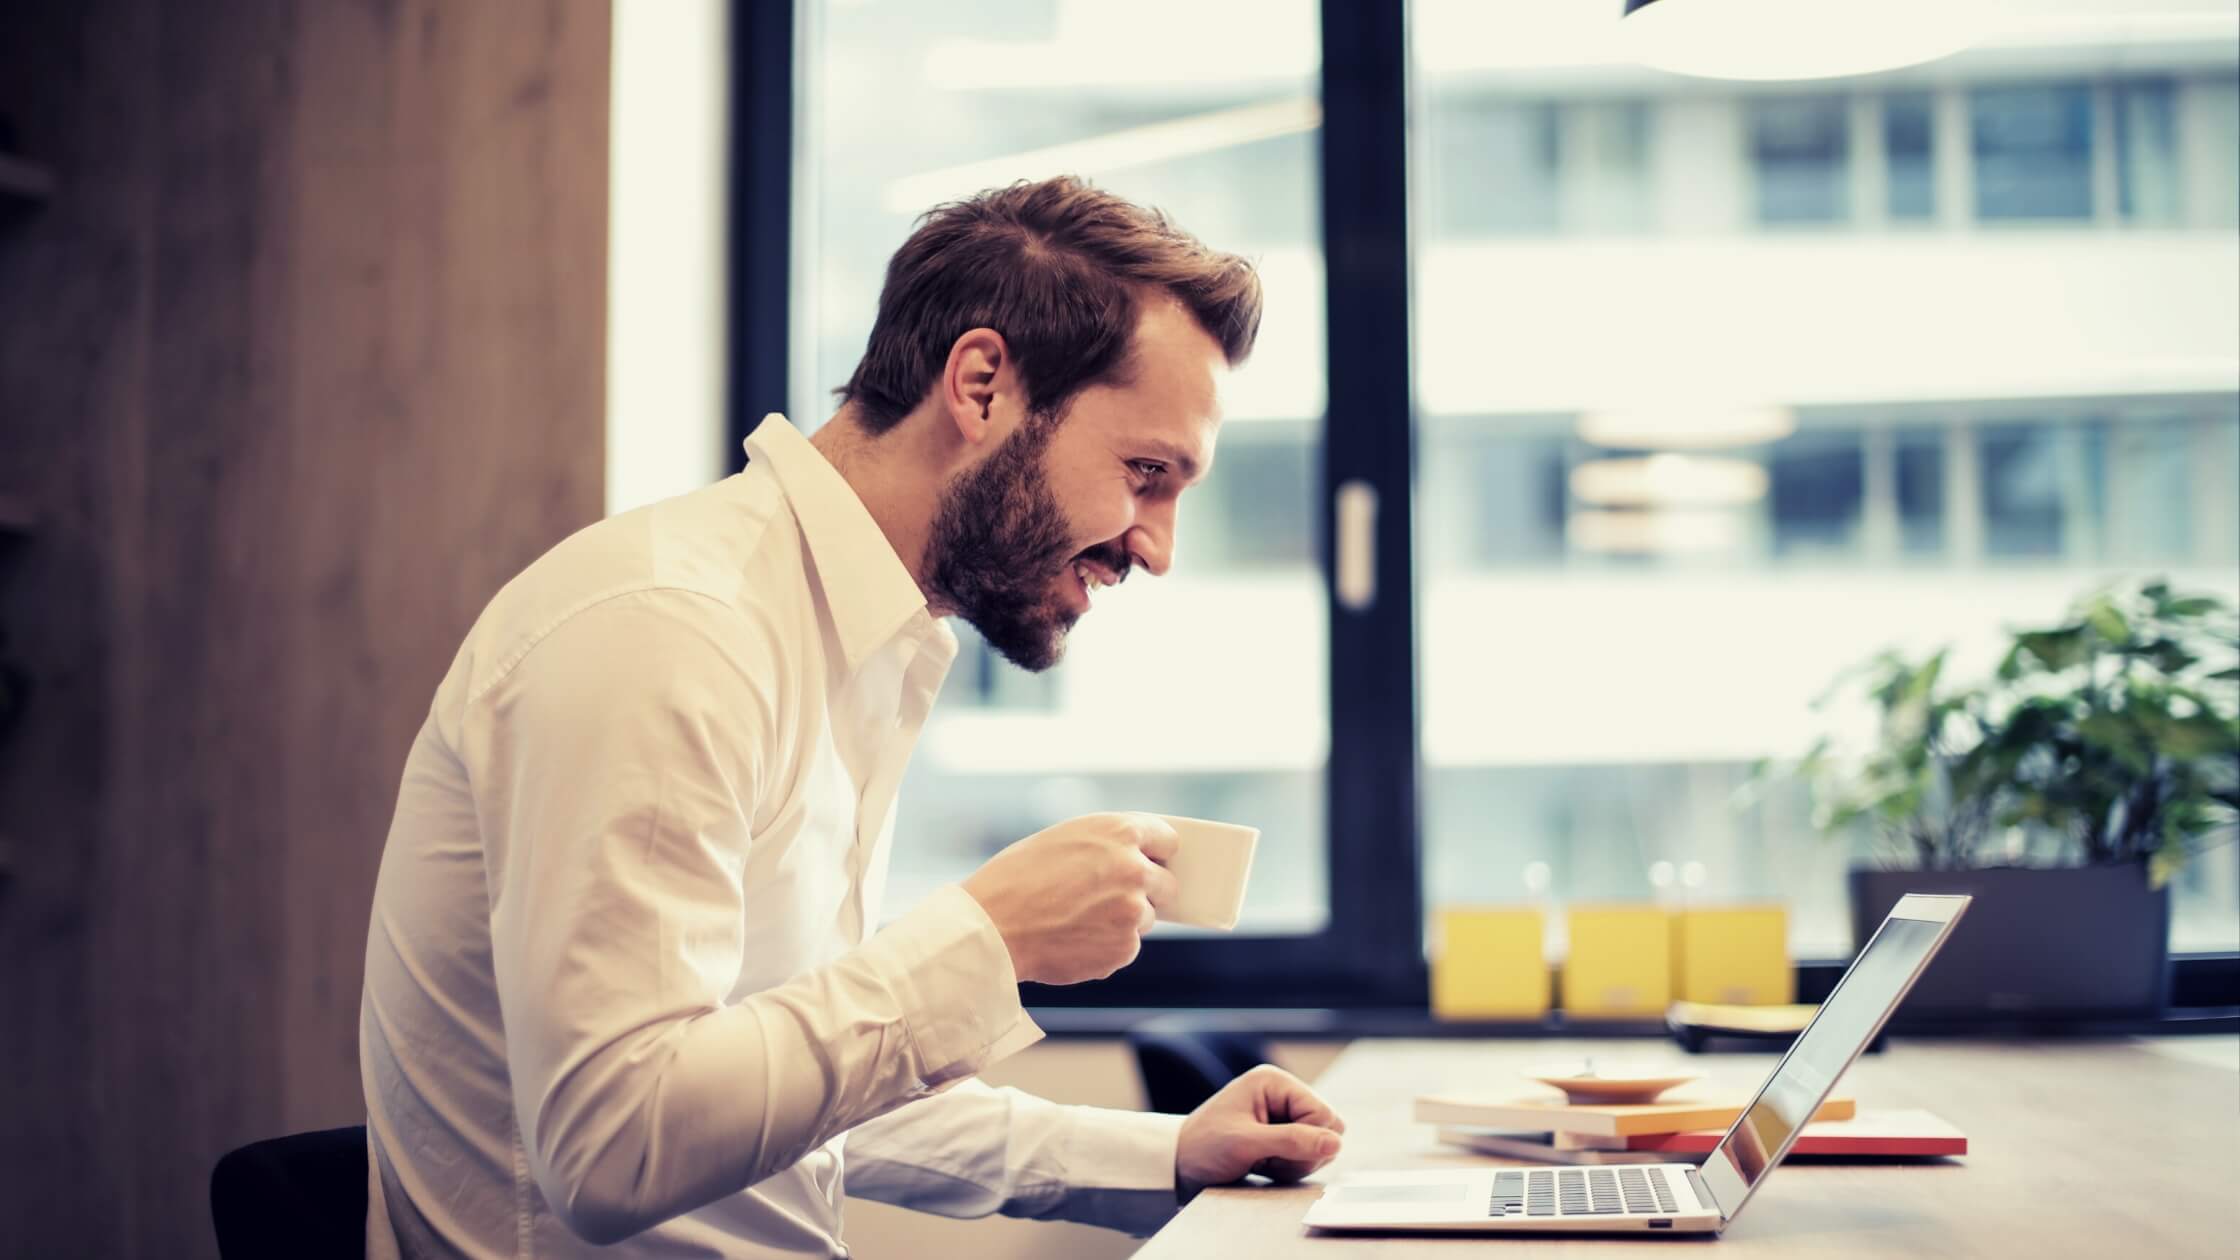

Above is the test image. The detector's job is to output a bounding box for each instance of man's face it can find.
[926,300,1227,671]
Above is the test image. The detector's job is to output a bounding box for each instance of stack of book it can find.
[1414,1094,1967,1166]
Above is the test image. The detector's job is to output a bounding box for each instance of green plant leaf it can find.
[2015,627,2089,672]
[2140,709,2240,762]
[2083,597,2131,645]
[2164,596,2227,618]
[2133,639,2198,675]
[2148,846,2184,889]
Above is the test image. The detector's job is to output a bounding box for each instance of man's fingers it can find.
[1245,1123,1342,1182]
[1247,1065,1346,1134]
[1132,815,1181,864]
[1144,861,1180,910]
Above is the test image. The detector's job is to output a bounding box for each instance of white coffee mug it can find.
[1150,814,1260,931]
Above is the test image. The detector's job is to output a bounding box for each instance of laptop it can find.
[1302,893,1971,1236]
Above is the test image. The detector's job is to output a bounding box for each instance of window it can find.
[1971,84,2094,220]
[1977,422,2077,559]
[1750,95,1850,224]
[1769,432,1865,559]
[1571,101,1655,233]
[1882,92,1937,222]
[1425,99,1561,236]
[1892,430,1946,557]
[754,2,2240,1006]
[776,0,1439,1006]
[2114,79,2180,224]
[795,0,1334,951]
[1412,11,2240,965]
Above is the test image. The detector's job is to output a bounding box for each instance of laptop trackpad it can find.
[1333,1183,1476,1203]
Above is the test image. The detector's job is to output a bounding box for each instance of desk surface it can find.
[1140,1036,2240,1258]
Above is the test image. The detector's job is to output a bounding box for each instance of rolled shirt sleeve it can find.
[463,590,1040,1244]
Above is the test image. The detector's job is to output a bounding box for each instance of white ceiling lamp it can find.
[1570,453,1770,507]
[1579,404,1795,450]
[1618,0,2000,82]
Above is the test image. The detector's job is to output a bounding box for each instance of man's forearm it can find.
[514,886,1039,1244]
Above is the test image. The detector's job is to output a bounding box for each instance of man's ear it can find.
[941,327,1011,446]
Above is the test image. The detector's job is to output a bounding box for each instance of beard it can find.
[925,415,1124,672]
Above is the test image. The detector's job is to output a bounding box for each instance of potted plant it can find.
[1765,579,2239,1020]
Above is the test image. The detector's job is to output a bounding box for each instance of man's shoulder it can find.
[457,474,821,700]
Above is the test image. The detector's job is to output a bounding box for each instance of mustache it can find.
[1069,541,1133,585]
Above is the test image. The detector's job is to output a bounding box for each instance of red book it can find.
[1615,1109,1966,1155]
[1437,1110,1966,1165]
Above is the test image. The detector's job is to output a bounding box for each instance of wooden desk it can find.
[1140,1037,2240,1257]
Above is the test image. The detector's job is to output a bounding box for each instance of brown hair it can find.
[836,176,1263,434]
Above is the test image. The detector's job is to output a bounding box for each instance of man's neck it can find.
[808,410,949,612]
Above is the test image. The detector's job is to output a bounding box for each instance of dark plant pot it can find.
[1848,864,2170,1021]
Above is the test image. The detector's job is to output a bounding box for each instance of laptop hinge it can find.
[1685,1167,1721,1219]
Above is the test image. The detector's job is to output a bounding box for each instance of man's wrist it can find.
[957,876,1034,981]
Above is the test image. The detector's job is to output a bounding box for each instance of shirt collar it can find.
[744,414,937,672]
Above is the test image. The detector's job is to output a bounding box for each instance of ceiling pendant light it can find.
[1619,0,1998,82]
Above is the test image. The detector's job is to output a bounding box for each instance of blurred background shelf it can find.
[0,154,57,203]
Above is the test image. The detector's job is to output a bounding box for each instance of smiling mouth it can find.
[1071,559,1120,594]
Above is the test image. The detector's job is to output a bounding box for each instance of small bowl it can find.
[1528,1070,1701,1105]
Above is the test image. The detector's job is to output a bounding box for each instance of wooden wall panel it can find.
[0,3,609,1255]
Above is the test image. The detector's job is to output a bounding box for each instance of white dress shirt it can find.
[361,415,1184,1258]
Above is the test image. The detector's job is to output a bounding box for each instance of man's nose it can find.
[1126,509,1174,578]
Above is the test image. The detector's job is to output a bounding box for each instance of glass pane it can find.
[1413,2,2240,963]
[799,0,1328,933]
[1972,84,2093,220]
[1750,96,1851,224]
[1425,98,1562,236]
[1573,101,1656,233]
[1882,92,1936,221]
[2103,415,2195,561]
[1769,432,1865,559]
[2114,79,2180,224]
[1893,431,1946,556]
[2191,78,2240,229]
[1977,422,2073,559]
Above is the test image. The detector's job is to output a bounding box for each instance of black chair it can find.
[1127,1015,1274,1115]
[211,1125,369,1260]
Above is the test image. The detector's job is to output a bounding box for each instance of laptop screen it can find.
[1698,896,1967,1219]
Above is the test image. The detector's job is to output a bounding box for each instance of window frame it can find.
[735,0,2237,1019]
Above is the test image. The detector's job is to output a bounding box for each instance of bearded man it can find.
[359,175,1345,1258]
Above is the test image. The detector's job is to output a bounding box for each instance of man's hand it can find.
[961,812,1180,985]
[1175,1064,1346,1203]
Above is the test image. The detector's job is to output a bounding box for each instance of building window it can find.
[2114,79,2181,224]
[1882,91,1937,221]
[1750,95,1851,224]
[1971,84,2094,220]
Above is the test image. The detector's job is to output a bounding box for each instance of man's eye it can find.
[1129,460,1167,482]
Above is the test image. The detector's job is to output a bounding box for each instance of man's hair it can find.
[836,176,1263,434]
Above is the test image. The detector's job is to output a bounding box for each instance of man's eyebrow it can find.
[1136,439,1206,483]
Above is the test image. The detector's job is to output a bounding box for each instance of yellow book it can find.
[1562,905,1672,1018]
[1673,905,1794,1006]
[1430,907,1549,1020]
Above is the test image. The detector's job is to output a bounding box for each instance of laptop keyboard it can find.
[1492,1168,1681,1217]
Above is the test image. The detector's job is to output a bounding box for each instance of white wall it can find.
[606,0,731,517]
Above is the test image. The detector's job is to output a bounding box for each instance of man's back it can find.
[361,451,906,1258]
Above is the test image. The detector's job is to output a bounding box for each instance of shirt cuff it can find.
[861,883,1045,1089]
[1050,1106,1189,1237]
